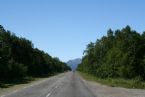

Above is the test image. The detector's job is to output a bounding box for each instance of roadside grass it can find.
[78,71,145,89]
[0,72,60,88]
[0,77,34,88]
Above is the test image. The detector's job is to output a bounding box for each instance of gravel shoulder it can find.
[82,76,145,97]
[0,73,65,96]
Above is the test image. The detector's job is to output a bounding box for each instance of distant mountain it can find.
[67,58,81,71]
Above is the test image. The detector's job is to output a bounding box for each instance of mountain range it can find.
[67,58,81,71]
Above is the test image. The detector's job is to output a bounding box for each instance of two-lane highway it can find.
[2,72,145,97]
[2,72,95,97]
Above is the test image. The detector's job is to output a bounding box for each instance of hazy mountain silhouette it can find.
[67,58,81,71]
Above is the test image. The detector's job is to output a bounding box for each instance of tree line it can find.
[78,26,145,80]
[0,25,70,80]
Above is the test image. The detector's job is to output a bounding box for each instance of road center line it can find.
[46,93,51,97]
[46,85,59,97]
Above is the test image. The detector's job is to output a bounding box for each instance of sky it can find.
[0,0,145,62]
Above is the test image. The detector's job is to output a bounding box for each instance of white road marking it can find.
[45,85,59,97]
[46,93,51,97]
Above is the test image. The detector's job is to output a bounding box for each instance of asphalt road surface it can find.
[1,72,145,97]
[1,72,96,97]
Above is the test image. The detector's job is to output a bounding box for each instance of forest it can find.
[78,26,145,80]
[0,25,70,80]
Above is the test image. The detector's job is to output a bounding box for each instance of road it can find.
[1,72,95,97]
[1,72,145,97]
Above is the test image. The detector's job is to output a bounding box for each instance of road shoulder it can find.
[0,73,65,96]
[78,72,145,97]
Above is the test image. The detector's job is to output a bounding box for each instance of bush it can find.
[8,59,27,79]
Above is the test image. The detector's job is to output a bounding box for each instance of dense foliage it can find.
[0,25,70,80]
[78,26,145,80]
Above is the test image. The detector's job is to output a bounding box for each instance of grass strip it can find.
[78,71,145,89]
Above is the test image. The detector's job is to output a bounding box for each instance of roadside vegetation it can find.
[78,26,145,89]
[0,25,70,88]
[79,72,145,89]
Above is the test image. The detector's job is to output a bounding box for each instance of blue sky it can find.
[0,0,145,62]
